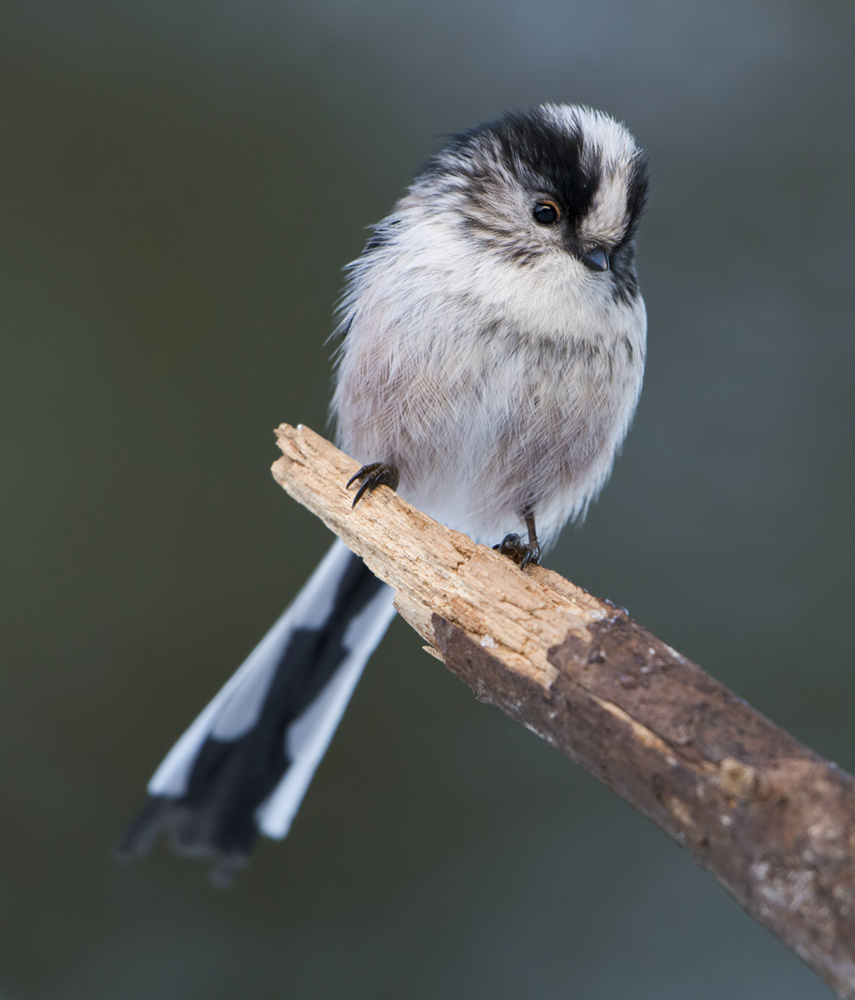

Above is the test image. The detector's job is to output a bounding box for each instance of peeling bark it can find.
[272,422,855,998]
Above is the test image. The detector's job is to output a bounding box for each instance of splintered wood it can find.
[272,422,855,1000]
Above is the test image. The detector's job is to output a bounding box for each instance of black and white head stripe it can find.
[411,104,647,281]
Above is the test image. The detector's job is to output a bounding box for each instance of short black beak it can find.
[580,248,610,272]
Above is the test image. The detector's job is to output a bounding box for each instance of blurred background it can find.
[2,0,854,997]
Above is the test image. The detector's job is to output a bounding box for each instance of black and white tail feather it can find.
[119,104,648,880]
[117,541,395,884]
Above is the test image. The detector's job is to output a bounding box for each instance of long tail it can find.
[116,540,395,883]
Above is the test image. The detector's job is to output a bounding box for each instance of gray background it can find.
[3,1,854,997]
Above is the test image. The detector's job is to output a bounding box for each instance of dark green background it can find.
[3,1,854,997]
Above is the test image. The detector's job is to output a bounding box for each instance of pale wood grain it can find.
[272,423,855,999]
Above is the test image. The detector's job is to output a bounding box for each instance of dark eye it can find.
[533,200,561,225]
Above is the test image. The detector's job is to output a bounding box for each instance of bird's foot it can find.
[494,533,541,569]
[346,462,400,507]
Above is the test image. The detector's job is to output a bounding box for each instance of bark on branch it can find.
[272,422,855,998]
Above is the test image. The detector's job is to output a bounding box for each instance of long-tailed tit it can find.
[118,104,649,883]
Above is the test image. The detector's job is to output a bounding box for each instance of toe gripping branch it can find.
[347,462,400,507]
[494,511,541,569]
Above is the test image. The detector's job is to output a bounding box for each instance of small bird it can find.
[118,104,649,883]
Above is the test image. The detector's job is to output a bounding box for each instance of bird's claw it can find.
[494,532,541,569]
[346,462,400,507]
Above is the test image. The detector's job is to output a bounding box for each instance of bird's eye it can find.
[532,200,561,225]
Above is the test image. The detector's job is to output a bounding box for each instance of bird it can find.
[117,104,649,884]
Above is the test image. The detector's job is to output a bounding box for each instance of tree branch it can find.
[272,423,855,998]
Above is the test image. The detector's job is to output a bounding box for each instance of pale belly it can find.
[335,323,642,551]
